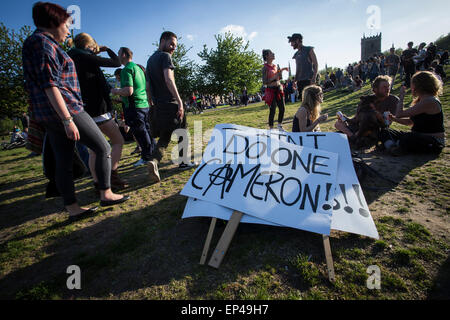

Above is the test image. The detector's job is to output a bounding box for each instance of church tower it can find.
[361,33,382,61]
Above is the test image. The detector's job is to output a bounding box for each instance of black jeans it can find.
[124,107,156,161]
[404,64,416,88]
[43,111,111,206]
[296,80,312,101]
[268,93,285,127]
[150,102,186,163]
[380,128,444,154]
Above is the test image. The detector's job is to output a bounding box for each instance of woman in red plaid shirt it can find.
[22,2,129,221]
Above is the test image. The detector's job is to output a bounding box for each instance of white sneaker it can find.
[277,124,285,131]
[147,160,161,183]
[133,158,148,167]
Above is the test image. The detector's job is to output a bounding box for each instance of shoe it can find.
[68,207,99,222]
[100,195,130,207]
[133,158,148,167]
[147,160,161,183]
[130,146,141,155]
[277,124,285,131]
[111,170,128,190]
[179,162,196,170]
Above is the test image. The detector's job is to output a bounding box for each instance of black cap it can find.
[288,33,303,42]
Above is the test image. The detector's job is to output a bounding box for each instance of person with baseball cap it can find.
[288,33,318,100]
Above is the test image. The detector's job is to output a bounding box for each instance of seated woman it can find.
[292,85,328,132]
[380,71,445,155]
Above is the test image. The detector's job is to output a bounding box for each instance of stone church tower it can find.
[361,33,382,62]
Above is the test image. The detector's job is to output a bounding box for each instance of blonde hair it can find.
[66,33,99,53]
[411,71,443,98]
[301,85,322,122]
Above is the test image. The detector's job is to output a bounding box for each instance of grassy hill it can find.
[0,68,449,300]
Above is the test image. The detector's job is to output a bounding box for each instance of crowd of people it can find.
[260,33,445,157]
[314,41,448,95]
[185,90,262,114]
[18,2,446,221]
[21,2,194,220]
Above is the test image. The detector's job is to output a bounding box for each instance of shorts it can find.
[92,112,112,126]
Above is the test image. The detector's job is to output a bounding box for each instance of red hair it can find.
[32,2,70,29]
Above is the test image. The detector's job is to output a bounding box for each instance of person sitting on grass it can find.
[10,126,25,144]
[379,71,445,155]
[335,75,399,138]
[352,75,363,91]
[292,85,328,132]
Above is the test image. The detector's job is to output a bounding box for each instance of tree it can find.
[0,23,32,118]
[197,32,262,97]
[172,41,197,101]
[435,33,450,51]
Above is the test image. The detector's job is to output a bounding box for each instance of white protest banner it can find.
[180,126,339,235]
[182,124,379,239]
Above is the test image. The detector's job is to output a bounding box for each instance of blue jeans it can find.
[124,107,155,161]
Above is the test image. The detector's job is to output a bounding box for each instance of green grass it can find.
[0,66,449,300]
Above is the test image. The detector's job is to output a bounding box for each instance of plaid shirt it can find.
[22,29,84,123]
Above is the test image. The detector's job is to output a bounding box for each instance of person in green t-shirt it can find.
[111,47,155,168]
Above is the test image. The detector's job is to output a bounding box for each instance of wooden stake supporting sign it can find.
[198,212,337,282]
[199,218,217,265]
[322,235,336,282]
[207,211,243,269]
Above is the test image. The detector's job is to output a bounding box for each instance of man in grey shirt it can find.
[288,33,318,100]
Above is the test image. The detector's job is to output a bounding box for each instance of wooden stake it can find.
[322,235,336,282]
[199,218,217,265]
[208,211,243,269]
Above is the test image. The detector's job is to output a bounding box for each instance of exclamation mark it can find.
[322,183,333,211]
[340,184,353,213]
[352,184,370,217]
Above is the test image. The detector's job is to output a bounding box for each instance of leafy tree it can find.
[0,23,32,118]
[197,32,262,97]
[435,33,450,51]
[172,41,197,101]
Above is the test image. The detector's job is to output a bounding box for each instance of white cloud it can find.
[248,31,258,40]
[219,24,258,41]
[186,34,196,41]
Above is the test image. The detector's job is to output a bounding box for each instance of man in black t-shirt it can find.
[401,42,418,88]
[146,31,191,183]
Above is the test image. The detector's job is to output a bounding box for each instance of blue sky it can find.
[2,0,449,78]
